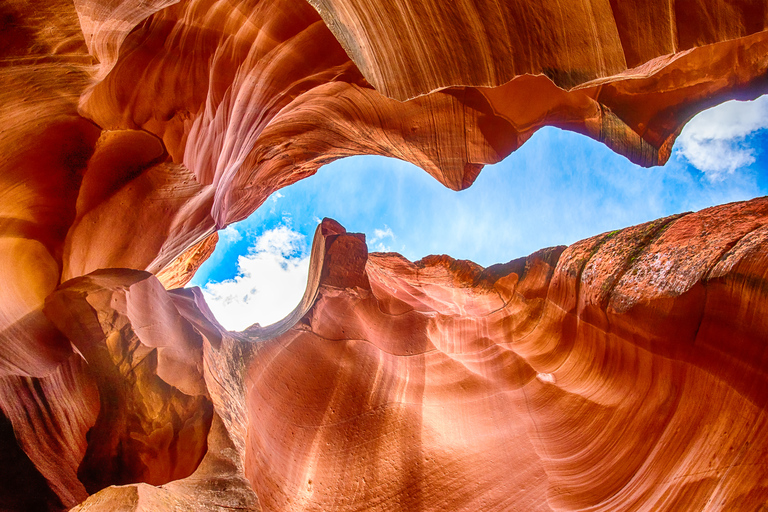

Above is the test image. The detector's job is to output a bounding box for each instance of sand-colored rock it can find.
[238,210,768,511]
[70,414,261,512]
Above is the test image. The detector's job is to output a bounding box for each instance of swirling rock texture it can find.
[2,0,768,510]
[51,208,768,511]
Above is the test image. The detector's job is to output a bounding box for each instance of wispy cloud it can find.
[369,225,395,252]
[219,225,242,244]
[201,225,309,331]
[677,96,768,181]
[267,190,285,214]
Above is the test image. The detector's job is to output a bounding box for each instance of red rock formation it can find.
[44,270,213,494]
[2,0,768,510]
[52,206,768,510]
[156,232,219,290]
[3,0,768,309]
[309,0,768,100]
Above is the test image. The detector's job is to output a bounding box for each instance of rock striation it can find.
[1,0,768,510]
[51,207,768,511]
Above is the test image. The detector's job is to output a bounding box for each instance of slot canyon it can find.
[1,0,768,510]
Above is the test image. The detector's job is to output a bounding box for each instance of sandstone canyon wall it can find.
[1,0,768,510]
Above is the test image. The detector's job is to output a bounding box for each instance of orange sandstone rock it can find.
[44,270,213,496]
[308,0,768,100]
[1,0,767,322]
[1,1,768,510]
[41,204,768,511]
[157,233,219,290]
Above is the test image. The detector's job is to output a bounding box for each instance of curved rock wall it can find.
[68,206,768,511]
[308,0,768,99]
[1,0,768,509]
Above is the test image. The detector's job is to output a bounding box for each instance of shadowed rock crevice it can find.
[0,410,65,511]
[44,271,214,497]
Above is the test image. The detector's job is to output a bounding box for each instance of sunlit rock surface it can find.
[156,232,219,289]
[2,0,768,509]
[55,208,768,511]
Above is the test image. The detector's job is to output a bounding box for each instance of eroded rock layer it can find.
[2,0,768,327]
[2,0,768,510]
[43,205,768,511]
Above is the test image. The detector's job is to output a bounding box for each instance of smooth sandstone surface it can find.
[58,208,768,511]
[1,0,768,510]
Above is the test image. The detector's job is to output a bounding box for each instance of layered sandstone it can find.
[1,0,768,510]
[54,206,768,511]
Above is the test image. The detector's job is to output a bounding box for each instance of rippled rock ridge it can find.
[1,1,768,510]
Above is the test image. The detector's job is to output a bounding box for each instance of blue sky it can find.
[190,96,768,330]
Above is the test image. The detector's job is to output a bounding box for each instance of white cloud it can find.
[219,225,242,244]
[268,191,285,213]
[201,225,309,331]
[369,226,395,252]
[677,96,768,181]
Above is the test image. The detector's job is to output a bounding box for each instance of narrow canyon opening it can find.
[189,99,768,331]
